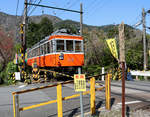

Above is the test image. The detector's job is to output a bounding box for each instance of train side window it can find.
[33,49,35,57]
[75,41,82,52]
[38,47,40,56]
[36,48,38,56]
[47,42,50,53]
[44,44,47,54]
[50,40,53,53]
[31,50,32,57]
[40,46,43,55]
[34,49,36,56]
[66,40,73,52]
[56,40,64,52]
[32,49,34,57]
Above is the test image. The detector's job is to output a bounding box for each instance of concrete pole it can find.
[80,3,83,36]
[78,67,84,117]
[79,4,84,117]
[142,8,147,80]
[23,0,28,70]
[102,67,105,81]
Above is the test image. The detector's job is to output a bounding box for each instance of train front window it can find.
[66,40,73,52]
[56,40,64,52]
[75,41,82,52]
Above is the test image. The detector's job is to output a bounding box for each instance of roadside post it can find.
[74,71,86,117]
[90,77,95,114]
[119,22,126,117]
[57,84,63,117]
[102,67,105,81]
[105,73,111,110]
[13,93,20,117]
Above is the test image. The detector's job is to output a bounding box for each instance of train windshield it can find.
[75,41,82,52]
[66,40,73,51]
[55,39,83,52]
[56,40,64,52]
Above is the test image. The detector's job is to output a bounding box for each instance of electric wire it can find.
[27,0,34,14]
[28,0,38,12]
[58,0,79,17]
[84,0,107,20]
[28,0,42,16]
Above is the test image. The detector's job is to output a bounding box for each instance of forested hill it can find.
[0,11,143,43]
[0,11,149,71]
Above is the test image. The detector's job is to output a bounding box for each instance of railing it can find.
[12,74,111,117]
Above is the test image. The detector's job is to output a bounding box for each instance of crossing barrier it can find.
[12,74,111,117]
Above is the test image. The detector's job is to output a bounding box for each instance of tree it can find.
[39,17,53,38]
[0,28,14,71]
[27,17,53,48]
[56,23,78,34]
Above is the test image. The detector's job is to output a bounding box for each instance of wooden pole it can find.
[119,22,125,117]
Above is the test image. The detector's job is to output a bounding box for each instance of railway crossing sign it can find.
[74,74,86,92]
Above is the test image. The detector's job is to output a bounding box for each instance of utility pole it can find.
[80,3,83,36]
[79,3,84,117]
[119,22,125,117]
[142,8,147,72]
[22,0,28,70]
[142,8,147,80]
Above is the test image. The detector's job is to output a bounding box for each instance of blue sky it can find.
[0,0,150,29]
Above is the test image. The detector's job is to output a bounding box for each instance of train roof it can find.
[28,29,81,51]
[51,29,80,37]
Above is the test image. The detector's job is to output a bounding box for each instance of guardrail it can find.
[12,74,111,117]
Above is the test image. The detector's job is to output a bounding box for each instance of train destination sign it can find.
[74,74,86,92]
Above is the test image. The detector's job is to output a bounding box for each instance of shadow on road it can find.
[126,105,130,117]
[111,98,115,108]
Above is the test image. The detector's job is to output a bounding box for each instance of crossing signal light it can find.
[20,24,24,34]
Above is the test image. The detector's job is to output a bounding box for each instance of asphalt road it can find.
[0,80,149,117]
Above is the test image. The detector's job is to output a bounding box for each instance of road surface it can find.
[0,80,149,117]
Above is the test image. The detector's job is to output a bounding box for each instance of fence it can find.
[12,74,111,117]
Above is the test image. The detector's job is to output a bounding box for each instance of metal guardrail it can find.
[12,74,111,117]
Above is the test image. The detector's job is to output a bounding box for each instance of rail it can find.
[12,74,111,117]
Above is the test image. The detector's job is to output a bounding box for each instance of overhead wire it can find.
[83,0,104,19]
[15,0,20,17]
[28,0,42,16]
[57,0,79,17]
[27,0,34,14]
[84,0,107,21]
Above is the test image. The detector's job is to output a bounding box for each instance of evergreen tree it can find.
[27,17,53,48]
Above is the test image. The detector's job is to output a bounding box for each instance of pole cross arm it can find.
[25,3,83,14]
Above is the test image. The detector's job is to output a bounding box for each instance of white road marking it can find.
[18,85,26,88]
[117,100,142,105]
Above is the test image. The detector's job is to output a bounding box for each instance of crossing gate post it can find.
[105,74,111,110]
[90,77,96,115]
[13,93,20,117]
[57,84,63,117]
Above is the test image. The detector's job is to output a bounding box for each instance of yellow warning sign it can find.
[106,38,118,61]
[74,74,86,92]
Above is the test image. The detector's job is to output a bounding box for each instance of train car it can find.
[26,29,84,74]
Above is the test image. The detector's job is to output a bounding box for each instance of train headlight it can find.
[59,53,64,60]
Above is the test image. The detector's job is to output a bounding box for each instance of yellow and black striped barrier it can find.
[39,69,74,79]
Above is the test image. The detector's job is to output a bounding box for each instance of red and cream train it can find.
[26,29,84,73]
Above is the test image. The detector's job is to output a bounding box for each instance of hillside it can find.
[0,12,62,43]
[0,12,143,42]
[0,11,148,71]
